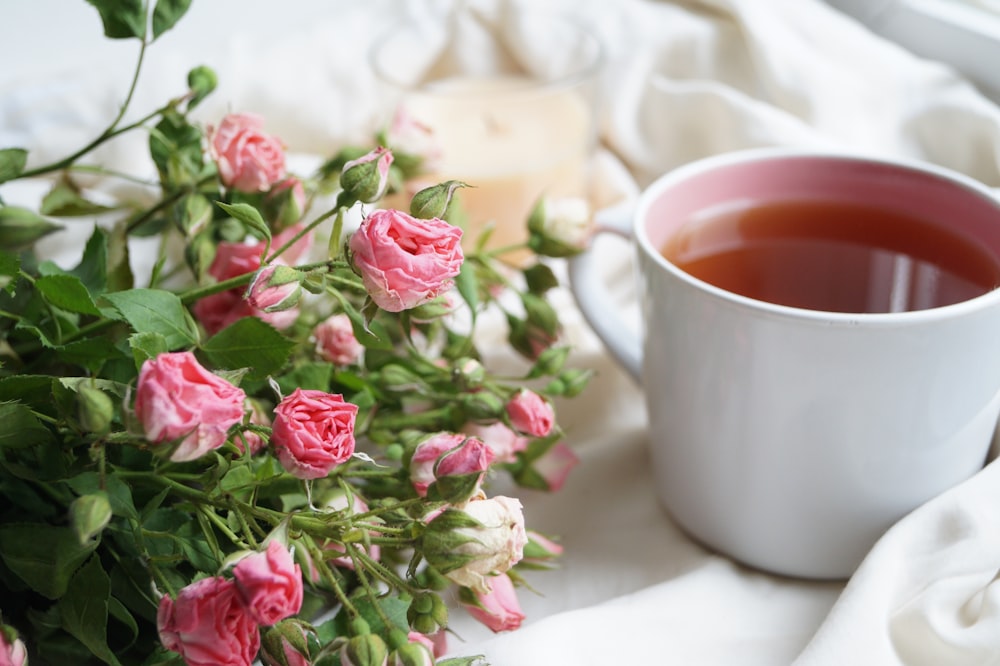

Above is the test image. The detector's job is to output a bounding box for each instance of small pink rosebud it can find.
[0,624,28,666]
[235,399,271,455]
[261,619,314,666]
[247,264,303,313]
[341,146,394,203]
[533,440,579,492]
[409,432,495,502]
[505,389,555,437]
[460,573,525,633]
[313,313,364,366]
[464,421,529,464]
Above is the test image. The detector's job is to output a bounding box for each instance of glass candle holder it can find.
[369,7,604,252]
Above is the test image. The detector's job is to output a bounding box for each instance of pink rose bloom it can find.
[461,572,525,633]
[534,441,579,492]
[271,388,358,479]
[505,389,555,437]
[193,225,312,335]
[409,432,494,497]
[464,421,529,464]
[233,541,303,626]
[313,313,363,366]
[349,208,463,313]
[135,351,247,462]
[0,627,27,666]
[157,576,260,666]
[210,112,286,192]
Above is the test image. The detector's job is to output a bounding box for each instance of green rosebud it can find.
[340,146,393,204]
[0,205,62,250]
[391,642,434,666]
[526,196,593,258]
[187,65,217,109]
[339,633,388,666]
[0,623,27,666]
[458,390,505,420]
[70,491,112,544]
[77,384,114,434]
[409,180,467,221]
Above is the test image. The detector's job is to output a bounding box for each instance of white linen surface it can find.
[4,0,1000,664]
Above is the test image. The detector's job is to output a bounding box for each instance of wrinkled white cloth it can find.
[4,0,1000,664]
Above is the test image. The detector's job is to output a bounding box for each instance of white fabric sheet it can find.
[4,0,1000,664]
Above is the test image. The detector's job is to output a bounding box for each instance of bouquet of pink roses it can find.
[0,2,591,665]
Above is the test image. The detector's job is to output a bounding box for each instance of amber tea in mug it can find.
[569,150,1000,579]
[660,198,1000,313]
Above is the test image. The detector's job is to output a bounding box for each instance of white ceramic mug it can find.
[569,148,1000,579]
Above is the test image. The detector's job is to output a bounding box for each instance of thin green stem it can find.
[265,206,340,264]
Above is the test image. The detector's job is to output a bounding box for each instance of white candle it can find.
[398,75,595,251]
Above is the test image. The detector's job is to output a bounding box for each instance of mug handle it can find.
[567,200,642,383]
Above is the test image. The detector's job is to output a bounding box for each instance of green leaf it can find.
[0,147,27,184]
[128,331,169,369]
[216,201,271,247]
[200,317,294,380]
[70,227,110,296]
[59,555,123,665]
[149,111,204,186]
[0,205,63,250]
[455,259,479,315]
[102,288,199,349]
[0,524,99,599]
[57,336,126,374]
[151,0,192,39]
[85,0,146,40]
[40,179,116,217]
[0,249,19,294]
[35,274,102,315]
[0,402,56,449]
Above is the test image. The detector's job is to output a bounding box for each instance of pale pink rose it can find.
[349,209,463,313]
[322,491,380,569]
[313,313,363,366]
[534,441,579,491]
[0,628,27,666]
[505,389,554,437]
[341,146,394,203]
[236,400,271,455]
[135,351,247,462]
[210,112,286,192]
[409,433,494,498]
[430,495,527,593]
[464,421,529,463]
[271,388,358,479]
[233,540,303,626]
[461,572,525,633]
[157,576,260,666]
